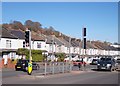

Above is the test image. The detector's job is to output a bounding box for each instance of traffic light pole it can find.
[27,30,32,75]
[82,27,86,70]
[29,31,32,63]
[69,36,72,72]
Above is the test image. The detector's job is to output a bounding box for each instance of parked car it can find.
[15,59,39,71]
[32,62,40,70]
[73,60,86,66]
[115,58,120,71]
[15,59,29,71]
[97,57,116,71]
[90,59,98,65]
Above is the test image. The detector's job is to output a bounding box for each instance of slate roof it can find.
[91,41,117,50]
[9,29,25,39]
[57,37,72,47]
[45,35,64,45]
[31,33,45,41]
[2,28,18,39]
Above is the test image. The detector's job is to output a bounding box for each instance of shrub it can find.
[55,53,65,62]
[17,48,44,62]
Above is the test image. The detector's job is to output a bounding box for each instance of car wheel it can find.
[15,68,18,71]
[110,67,115,72]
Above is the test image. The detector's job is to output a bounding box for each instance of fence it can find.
[33,62,72,75]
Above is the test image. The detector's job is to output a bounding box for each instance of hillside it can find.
[2,20,113,46]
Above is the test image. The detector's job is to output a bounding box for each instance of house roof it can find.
[30,31,45,41]
[31,33,45,41]
[2,28,45,41]
[45,35,64,45]
[9,29,25,39]
[86,41,98,49]
[2,28,18,39]
[57,37,72,47]
[91,41,117,50]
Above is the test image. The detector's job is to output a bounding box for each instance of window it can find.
[73,48,76,53]
[6,40,11,48]
[37,42,41,48]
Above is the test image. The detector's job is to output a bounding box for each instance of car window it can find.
[93,59,97,61]
[17,59,22,63]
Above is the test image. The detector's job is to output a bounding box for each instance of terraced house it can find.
[0,27,119,64]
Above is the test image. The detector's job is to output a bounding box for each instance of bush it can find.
[55,53,65,62]
[17,48,44,62]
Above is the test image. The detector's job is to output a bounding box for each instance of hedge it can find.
[17,48,44,62]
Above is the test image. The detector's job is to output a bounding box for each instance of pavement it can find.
[19,70,86,79]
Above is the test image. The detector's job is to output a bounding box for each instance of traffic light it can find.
[83,38,86,49]
[23,41,25,48]
[25,31,30,44]
[83,28,86,36]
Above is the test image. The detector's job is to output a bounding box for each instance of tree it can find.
[55,53,65,62]
[24,20,42,32]
[8,21,26,31]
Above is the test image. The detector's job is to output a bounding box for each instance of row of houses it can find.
[0,28,119,60]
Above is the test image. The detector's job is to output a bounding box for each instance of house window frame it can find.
[6,40,11,48]
[37,42,41,48]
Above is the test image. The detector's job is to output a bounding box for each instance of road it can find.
[2,65,119,84]
[2,64,95,78]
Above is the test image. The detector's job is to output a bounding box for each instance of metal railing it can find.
[33,62,72,75]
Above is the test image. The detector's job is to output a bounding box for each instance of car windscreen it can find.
[100,58,112,63]
[17,59,23,63]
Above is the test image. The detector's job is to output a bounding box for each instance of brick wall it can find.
[0,59,15,69]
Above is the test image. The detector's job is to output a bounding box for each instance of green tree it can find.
[55,53,65,62]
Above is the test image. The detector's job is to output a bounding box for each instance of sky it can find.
[2,2,118,43]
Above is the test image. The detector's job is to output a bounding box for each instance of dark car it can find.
[15,59,39,71]
[32,62,40,70]
[115,58,120,71]
[97,57,116,71]
[90,59,98,65]
[15,59,29,71]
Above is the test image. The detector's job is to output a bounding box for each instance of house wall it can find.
[32,41,46,50]
[1,38,24,49]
